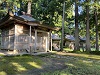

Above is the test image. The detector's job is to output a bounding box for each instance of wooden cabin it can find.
[65,35,86,50]
[64,35,75,50]
[52,34,61,50]
[0,13,56,54]
[79,37,86,51]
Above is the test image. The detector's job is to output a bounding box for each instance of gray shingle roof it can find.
[65,35,75,41]
[52,34,61,40]
[19,15,36,21]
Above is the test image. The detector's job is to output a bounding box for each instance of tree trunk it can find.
[61,1,65,51]
[86,0,91,51]
[94,0,99,51]
[27,1,31,15]
[74,0,80,51]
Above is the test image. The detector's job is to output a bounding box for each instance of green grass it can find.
[0,55,43,75]
[0,52,100,75]
[63,48,74,52]
[42,52,100,75]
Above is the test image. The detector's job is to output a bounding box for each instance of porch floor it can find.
[0,50,51,56]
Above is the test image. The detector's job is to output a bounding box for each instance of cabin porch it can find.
[0,13,57,55]
[1,25,52,55]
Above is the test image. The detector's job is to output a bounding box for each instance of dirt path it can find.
[23,55,68,75]
[1,51,100,75]
[20,52,88,75]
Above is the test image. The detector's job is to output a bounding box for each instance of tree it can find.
[74,0,80,51]
[94,0,99,51]
[0,0,21,16]
[86,0,91,51]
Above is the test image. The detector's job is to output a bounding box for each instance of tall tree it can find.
[86,0,91,51]
[27,1,32,14]
[61,1,65,51]
[94,0,99,51]
[74,0,80,51]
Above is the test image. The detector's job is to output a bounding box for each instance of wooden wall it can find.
[14,24,48,53]
[14,24,30,52]
[36,32,47,52]
[1,25,15,50]
[1,23,49,53]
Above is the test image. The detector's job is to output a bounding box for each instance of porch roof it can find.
[19,15,36,21]
[0,13,59,31]
[65,35,75,42]
[65,35,86,42]
[52,34,61,41]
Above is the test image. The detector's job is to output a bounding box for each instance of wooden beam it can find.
[47,32,50,52]
[46,35,47,52]
[14,25,16,50]
[9,35,10,49]
[29,26,32,54]
[37,29,48,33]
[34,29,37,53]
[50,31,52,51]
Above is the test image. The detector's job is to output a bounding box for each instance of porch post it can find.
[14,25,17,53]
[47,32,50,52]
[46,35,47,52]
[34,29,37,53]
[50,31,52,51]
[14,25,16,50]
[29,26,32,54]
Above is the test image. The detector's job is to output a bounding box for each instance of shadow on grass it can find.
[0,55,43,75]
[41,52,100,75]
[69,51,100,55]
[0,52,100,75]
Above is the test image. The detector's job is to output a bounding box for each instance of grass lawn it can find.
[0,52,100,75]
[0,55,43,75]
